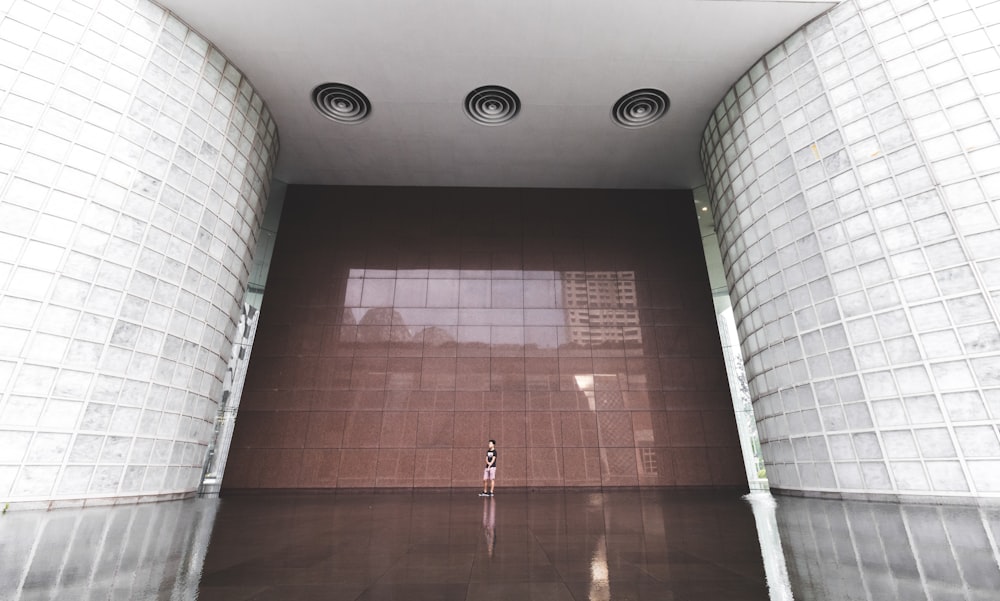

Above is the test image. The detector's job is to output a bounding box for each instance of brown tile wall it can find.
[224,186,745,490]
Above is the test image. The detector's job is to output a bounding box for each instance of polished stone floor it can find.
[1,489,999,600]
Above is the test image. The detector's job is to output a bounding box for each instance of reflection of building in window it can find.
[640,448,657,475]
[562,271,641,346]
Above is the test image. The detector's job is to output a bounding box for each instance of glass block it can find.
[864,370,897,397]
[880,123,914,151]
[882,225,918,250]
[958,324,1000,355]
[865,179,900,204]
[885,336,930,366]
[964,47,1000,75]
[873,399,908,426]
[912,215,952,243]
[874,309,910,337]
[924,240,966,269]
[923,133,961,160]
[853,432,883,459]
[848,317,880,343]
[854,343,888,369]
[861,461,892,490]
[919,330,963,358]
[0,360,14,393]
[936,76,976,105]
[89,465,122,493]
[868,283,901,311]
[971,357,1000,387]
[861,81,893,116]
[946,294,991,324]
[943,179,986,210]
[939,390,988,422]
[968,461,1000,492]
[890,461,929,490]
[12,363,56,396]
[0,395,44,426]
[843,117,874,142]
[947,99,987,128]
[836,97,867,123]
[26,432,72,463]
[827,348,855,374]
[956,121,999,149]
[56,465,94,494]
[827,434,854,459]
[834,378,862,405]
[25,333,69,362]
[930,360,976,390]
[935,266,978,296]
[954,426,1000,457]
[915,427,957,458]
[969,145,1000,173]
[891,250,928,277]
[912,111,951,138]
[13,466,59,496]
[835,462,864,488]
[933,155,973,181]
[926,460,968,491]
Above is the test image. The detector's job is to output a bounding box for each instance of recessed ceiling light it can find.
[312,83,371,124]
[612,88,670,128]
[464,85,520,126]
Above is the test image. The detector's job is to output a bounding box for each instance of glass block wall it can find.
[701,0,1000,499]
[0,0,278,507]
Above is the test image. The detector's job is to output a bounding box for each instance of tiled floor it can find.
[2,489,999,600]
[198,489,769,601]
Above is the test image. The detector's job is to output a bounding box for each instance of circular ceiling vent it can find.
[464,85,520,126]
[312,83,371,124]
[612,88,670,128]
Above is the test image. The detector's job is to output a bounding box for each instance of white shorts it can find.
[483,467,496,480]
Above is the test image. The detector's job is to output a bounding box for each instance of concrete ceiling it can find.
[158,0,835,189]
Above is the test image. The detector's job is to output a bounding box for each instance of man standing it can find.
[480,439,497,496]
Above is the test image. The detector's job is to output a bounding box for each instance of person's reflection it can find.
[482,496,496,558]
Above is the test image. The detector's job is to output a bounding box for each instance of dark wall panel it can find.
[225,187,744,490]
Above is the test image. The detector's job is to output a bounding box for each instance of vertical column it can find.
[0,0,278,507]
[702,0,1000,499]
[695,187,769,490]
[198,181,286,494]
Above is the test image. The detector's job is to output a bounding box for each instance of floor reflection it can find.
[746,492,794,601]
[2,490,998,600]
[195,490,767,601]
[775,494,1000,601]
[0,498,216,601]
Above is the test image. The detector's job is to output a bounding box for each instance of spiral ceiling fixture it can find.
[312,83,371,124]
[611,88,670,128]
[464,85,521,126]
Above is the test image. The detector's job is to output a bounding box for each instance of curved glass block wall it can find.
[701,0,1000,500]
[0,0,278,508]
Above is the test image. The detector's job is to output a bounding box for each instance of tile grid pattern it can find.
[225,191,745,490]
[701,0,1000,497]
[0,0,278,505]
